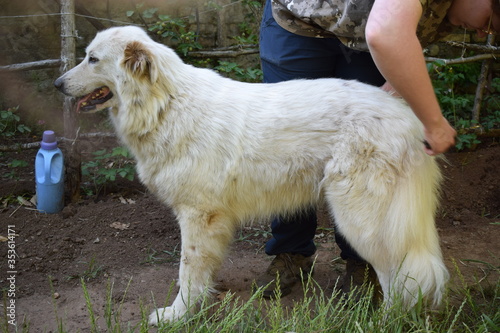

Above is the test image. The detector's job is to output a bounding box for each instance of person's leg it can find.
[264,208,317,257]
[332,44,385,85]
[260,0,337,83]
[261,0,378,261]
[270,45,386,294]
[260,0,340,260]
[257,0,339,297]
[258,0,383,297]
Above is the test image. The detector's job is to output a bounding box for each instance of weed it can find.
[215,61,263,82]
[235,226,271,248]
[104,278,134,331]
[127,2,263,83]
[233,0,263,46]
[0,106,31,138]
[429,61,500,150]
[81,279,99,332]
[142,245,181,265]
[82,146,136,196]
[19,259,500,332]
[456,132,481,151]
[49,276,65,333]
[8,159,28,168]
[67,257,103,281]
[482,110,500,130]
[3,159,29,180]
[149,15,202,57]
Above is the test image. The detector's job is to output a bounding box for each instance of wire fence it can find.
[0,0,250,25]
[0,13,140,26]
[0,0,262,73]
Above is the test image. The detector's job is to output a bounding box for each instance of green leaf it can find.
[9,159,28,168]
[158,14,171,21]
[142,7,158,19]
[111,146,129,158]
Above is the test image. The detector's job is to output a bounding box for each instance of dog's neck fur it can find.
[110,44,218,163]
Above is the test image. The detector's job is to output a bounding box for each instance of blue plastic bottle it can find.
[35,130,64,213]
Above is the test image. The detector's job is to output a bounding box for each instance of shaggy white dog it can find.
[55,26,448,325]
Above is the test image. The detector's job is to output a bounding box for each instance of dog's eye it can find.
[88,56,99,64]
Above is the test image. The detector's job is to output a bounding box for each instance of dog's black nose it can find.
[54,77,64,91]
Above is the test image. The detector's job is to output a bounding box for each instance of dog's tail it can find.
[387,244,449,307]
[326,144,448,308]
[381,155,449,307]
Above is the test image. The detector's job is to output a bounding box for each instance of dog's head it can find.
[54,26,160,113]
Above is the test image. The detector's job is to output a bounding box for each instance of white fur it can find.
[55,26,449,325]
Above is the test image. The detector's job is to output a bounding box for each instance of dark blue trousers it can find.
[260,0,385,260]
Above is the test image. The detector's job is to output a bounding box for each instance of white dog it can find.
[55,26,448,325]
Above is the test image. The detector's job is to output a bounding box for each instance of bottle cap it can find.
[41,130,58,150]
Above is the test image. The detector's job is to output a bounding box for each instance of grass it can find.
[142,246,181,265]
[66,256,104,282]
[30,263,499,333]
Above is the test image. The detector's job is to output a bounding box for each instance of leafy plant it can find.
[3,159,29,180]
[233,0,263,46]
[482,110,500,131]
[82,146,136,196]
[128,2,263,82]
[126,3,158,20]
[429,61,499,150]
[456,132,481,150]
[149,15,202,56]
[0,106,31,138]
[430,62,476,121]
[215,61,263,82]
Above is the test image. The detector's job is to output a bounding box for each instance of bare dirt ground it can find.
[1,137,499,332]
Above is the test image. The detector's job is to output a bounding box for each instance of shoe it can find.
[338,258,381,302]
[255,253,313,298]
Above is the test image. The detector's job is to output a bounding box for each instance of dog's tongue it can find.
[77,86,112,112]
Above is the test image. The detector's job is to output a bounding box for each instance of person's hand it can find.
[423,117,456,156]
[379,82,456,155]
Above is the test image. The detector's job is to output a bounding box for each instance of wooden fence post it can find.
[60,0,81,203]
[472,34,496,124]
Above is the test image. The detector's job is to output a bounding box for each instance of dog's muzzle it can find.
[54,78,113,113]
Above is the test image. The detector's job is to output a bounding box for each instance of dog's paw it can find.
[148,306,181,326]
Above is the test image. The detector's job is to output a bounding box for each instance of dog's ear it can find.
[123,41,158,83]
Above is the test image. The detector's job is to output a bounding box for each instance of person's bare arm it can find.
[366,0,456,155]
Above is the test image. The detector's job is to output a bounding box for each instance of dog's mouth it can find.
[77,86,113,113]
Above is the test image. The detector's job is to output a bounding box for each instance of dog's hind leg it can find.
[323,145,448,308]
[149,206,236,325]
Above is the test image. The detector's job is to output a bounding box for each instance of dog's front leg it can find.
[149,207,236,325]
